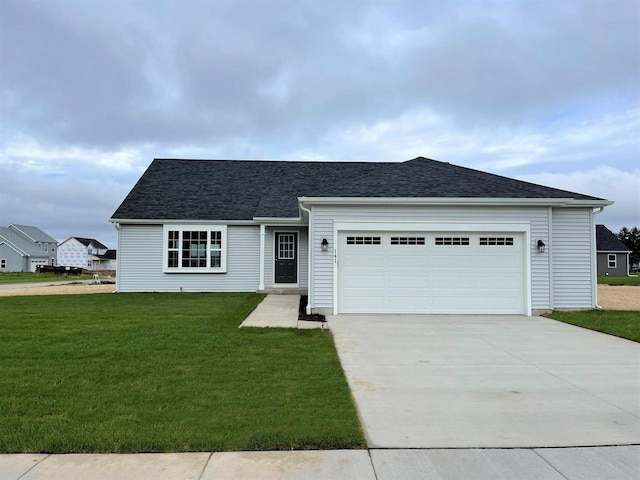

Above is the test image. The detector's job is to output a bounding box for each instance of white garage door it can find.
[337,231,526,314]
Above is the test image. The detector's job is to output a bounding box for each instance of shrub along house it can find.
[110,157,612,315]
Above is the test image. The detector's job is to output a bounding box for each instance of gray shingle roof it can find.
[111,157,606,221]
[73,237,109,250]
[9,224,57,243]
[0,225,55,256]
[596,225,631,252]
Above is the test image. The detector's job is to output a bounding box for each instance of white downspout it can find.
[114,222,120,293]
[258,224,266,291]
[299,202,312,315]
[592,207,604,309]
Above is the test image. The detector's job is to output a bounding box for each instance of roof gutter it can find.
[297,197,613,208]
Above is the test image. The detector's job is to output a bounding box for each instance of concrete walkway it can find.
[2,446,639,479]
[239,295,325,329]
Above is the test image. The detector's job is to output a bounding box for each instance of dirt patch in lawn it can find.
[0,283,115,297]
[598,285,640,310]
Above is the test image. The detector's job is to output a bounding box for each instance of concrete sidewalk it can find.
[2,446,639,479]
[239,295,325,329]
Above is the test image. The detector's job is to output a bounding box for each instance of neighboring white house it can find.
[0,224,58,272]
[110,157,612,315]
[57,237,115,270]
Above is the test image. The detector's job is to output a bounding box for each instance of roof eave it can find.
[110,218,261,225]
[0,240,30,257]
[297,197,613,207]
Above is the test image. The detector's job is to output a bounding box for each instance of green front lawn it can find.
[546,310,640,343]
[0,293,365,453]
[0,272,92,284]
[597,275,640,285]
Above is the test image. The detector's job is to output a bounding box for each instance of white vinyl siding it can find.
[311,205,552,311]
[551,208,594,309]
[118,224,260,292]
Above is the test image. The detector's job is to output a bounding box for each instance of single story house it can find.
[595,225,630,276]
[110,157,612,315]
[0,224,57,272]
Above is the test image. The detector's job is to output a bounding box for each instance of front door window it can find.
[275,232,297,284]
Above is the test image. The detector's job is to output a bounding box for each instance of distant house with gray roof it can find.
[596,225,630,276]
[57,237,114,270]
[110,157,613,315]
[0,224,58,272]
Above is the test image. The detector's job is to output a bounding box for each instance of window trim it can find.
[608,253,617,269]
[346,236,381,245]
[435,237,470,246]
[479,237,514,246]
[162,224,228,273]
[390,236,426,245]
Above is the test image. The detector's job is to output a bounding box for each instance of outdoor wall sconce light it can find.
[321,238,329,252]
[537,240,546,253]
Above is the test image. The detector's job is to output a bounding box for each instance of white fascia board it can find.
[298,197,613,207]
[9,224,37,242]
[110,218,258,225]
[598,250,632,253]
[252,217,306,226]
[0,240,29,257]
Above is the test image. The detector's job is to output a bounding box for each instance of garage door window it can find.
[435,237,469,246]
[346,236,381,245]
[479,237,514,246]
[390,237,425,245]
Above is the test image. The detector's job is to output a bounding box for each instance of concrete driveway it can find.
[329,314,640,449]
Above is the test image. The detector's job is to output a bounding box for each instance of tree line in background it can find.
[618,227,639,266]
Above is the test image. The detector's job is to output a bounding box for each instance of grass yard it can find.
[0,293,365,453]
[546,310,640,343]
[597,275,640,286]
[0,272,92,284]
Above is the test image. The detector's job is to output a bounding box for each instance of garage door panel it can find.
[387,256,430,268]
[386,275,432,288]
[341,275,386,288]
[338,231,526,314]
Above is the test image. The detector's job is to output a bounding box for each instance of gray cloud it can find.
[1,0,638,243]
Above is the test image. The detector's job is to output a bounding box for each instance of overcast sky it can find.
[1,0,638,248]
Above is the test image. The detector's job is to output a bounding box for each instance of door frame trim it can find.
[273,230,300,286]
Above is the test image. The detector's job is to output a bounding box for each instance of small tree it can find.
[618,227,640,265]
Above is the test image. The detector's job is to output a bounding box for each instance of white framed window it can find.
[44,244,48,253]
[346,236,381,245]
[0,259,5,269]
[163,225,227,273]
[608,254,616,269]
[479,237,514,246]
[435,237,469,246]
[390,237,425,245]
